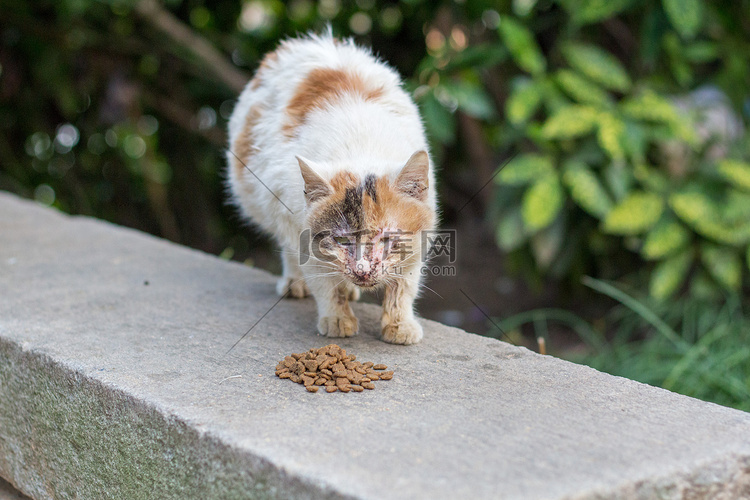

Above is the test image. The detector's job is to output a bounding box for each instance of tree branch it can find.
[134,0,249,94]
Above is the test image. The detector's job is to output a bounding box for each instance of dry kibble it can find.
[275,344,394,393]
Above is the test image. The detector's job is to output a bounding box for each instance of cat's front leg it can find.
[276,248,310,298]
[306,275,359,337]
[381,266,423,345]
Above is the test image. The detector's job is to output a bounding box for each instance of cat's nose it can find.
[355,258,371,274]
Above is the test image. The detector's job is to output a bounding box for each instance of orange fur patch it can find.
[283,68,384,137]
[232,106,262,186]
[329,171,359,192]
[250,49,280,90]
[363,176,434,235]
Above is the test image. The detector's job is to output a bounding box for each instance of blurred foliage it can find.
[1,0,749,296]
[460,0,750,301]
[0,0,432,258]
[498,278,750,412]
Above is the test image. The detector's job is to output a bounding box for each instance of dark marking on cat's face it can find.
[364,174,377,203]
[341,185,365,231]
[306,165,435,287]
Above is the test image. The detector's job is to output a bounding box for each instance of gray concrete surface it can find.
[1,190,749,500]
[0,478,31,500]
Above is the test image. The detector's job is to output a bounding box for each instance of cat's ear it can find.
[395,150,429,202]
[297,156,332,204]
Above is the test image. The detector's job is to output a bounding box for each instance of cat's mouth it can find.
[346,272,378,288]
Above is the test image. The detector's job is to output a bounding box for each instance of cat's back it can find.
[226,32,429,238]
[228,33,421,157]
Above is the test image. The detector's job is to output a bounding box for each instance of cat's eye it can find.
[333,236,350,245]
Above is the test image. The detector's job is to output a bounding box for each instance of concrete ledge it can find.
[1,190,749,499]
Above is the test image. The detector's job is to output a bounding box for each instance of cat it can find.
[226,31,437,345]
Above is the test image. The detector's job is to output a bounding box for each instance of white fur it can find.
[226,32,435,344]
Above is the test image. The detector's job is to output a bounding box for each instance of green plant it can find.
[497,277,750,412]
[413,0,750,300]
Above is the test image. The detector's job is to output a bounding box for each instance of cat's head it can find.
[298,151,434,288]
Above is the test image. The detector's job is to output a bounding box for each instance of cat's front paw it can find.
[318,314,359,338]
[277,276,310,298]
[381,318,423,345]
[346,284,361,302]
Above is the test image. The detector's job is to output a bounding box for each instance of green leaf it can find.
[554,70,610,105]
[621,90,679,123]
[701,244,741,292]
[596,112,626,159]
[718,159,750,191]
[621,122,648,164]
[506,79,543,125]
[683,42,718,63]
[496,208,527,251]
[747,246,750,272]
[419,92,455,144]
[522,174,564,232]
[602,191,664,235]
[633,163,668,192]
[641,220,690,260]
[541,105,599,140]
[498,17,546,75]
[512,0,539,17]
[561,160,612,218]
[576,0,633,23]
[725,189,750,224]
[670,191,750,246]
[531,213,566,270]
[620,90,697,144]
[440,80,496,121]
[662,0,703,39]
[497,154,554,185]
[562,43,631,92]
[649,248,693,300]
[603,162,633,201]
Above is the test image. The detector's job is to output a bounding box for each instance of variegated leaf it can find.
[718,159,750,191]
[499,17,546,75]
[562,43,631,92]
[506,79,543,125]
[662,0,703,39]
[561,160,612,218]
[602,191,663,235]
[649,249,693,300]
[701,243,741,292]
[554,70,609,105]
[497,154,554,185]
[641,220,690,260]
[596,112,626,159]
[541,105,599,140]
[522,174,564,232]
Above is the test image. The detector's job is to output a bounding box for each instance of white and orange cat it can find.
[226,32,436,345]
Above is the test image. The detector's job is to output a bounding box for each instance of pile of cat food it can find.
[275,344,393,393]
